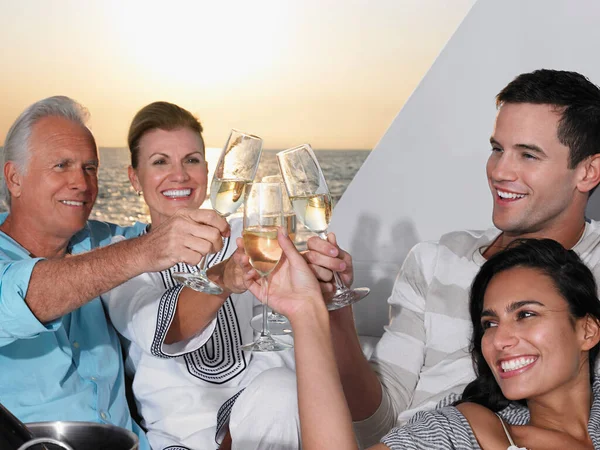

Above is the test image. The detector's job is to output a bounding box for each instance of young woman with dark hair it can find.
[258,235,600,449]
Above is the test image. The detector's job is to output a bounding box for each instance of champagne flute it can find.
[240,182,292,352]
[250,175,295,335]
[173,129,263,294]
[277,144,370,310]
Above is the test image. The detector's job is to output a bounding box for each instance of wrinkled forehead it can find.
[28,116,98,161]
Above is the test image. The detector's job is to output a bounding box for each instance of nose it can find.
[169,163,190,182]
[491,323,518,351]
[488,152,518,183]
[69,168,90,191]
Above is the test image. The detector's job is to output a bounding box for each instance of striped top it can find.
[380,380,600,449]
[353,220,600,447]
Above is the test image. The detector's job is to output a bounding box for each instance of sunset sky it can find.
[0,0,475,149]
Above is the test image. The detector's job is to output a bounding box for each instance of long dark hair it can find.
[456,238,600,411]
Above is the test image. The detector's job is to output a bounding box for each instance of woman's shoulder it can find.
[382,406,479,449]
[456,402,512,450]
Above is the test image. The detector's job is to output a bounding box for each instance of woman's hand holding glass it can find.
[208,244,257,295]
[245,228,327,326]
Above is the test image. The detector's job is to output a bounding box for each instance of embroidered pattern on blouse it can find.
[156,235,248,384]
[215,388,245,444]
[151,284,185,358]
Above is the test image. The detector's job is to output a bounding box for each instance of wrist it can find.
[288,295,330,329]
[206,262,234,297]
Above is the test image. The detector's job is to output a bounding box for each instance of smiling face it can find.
[7,116,99,241]
[487,102,588,238]
[129,127,208,226]
[480,266,589,401]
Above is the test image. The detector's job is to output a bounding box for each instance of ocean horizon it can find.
[93,148,370,233]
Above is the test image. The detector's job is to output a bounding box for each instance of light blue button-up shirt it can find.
[0,214,149,449]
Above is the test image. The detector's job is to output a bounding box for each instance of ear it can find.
[579,315,600,352]
[4,161,23,199]
[128,165,141,194]
[576,154,600,194]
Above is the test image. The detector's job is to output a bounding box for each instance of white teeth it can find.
[498,190,526,199]
[61,200,84,206]
[500,357,536,372]
[163,189,191,198]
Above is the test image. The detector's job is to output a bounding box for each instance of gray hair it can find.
[1,96,91,210]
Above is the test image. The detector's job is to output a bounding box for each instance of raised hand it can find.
[303,233,354,299]
[136,208,230,272]
[246,228,325,321]
[216,242,258,294]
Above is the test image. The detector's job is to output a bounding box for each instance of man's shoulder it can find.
[412,227,498,258]
[70,220,147,251]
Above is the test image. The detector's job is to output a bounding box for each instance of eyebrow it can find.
[149,151,204,159]
[489,137,547,157]
[481,300,545,318]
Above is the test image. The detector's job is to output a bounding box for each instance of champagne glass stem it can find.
[261,275,270,337]
[318,231,347,291]
[200,254,209,272]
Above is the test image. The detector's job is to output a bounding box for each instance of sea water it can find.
[92,148,370,246]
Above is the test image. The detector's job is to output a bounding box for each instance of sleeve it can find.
[380,407,478,450]
[353,241,439,446]
[102,264,217,358]
[0,257,62,346]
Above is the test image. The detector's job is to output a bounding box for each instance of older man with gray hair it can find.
[0,96,231,448]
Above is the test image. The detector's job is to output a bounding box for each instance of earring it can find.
[137,190,143,196]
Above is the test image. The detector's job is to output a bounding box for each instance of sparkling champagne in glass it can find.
[277,144,370,310]
[173,129,263,294]
[240,182,292,352]
[250,175,295,335]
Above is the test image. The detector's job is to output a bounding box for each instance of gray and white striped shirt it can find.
[354,220,600,447]
[380,380,600,449]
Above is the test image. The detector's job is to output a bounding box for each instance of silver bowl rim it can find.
[25,420,138,442]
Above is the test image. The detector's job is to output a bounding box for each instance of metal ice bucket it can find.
[18,421,138,450]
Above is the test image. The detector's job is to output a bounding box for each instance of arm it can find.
[248,230,359,450]
[164,245,255,344]
[102,234,255,353]
[25,208,229,323]
[304,236,435,446]
[303,234,383,420]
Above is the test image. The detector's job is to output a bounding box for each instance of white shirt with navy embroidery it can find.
[102,217,294,450]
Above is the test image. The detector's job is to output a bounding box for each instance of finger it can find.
[187,208,231,236]
[236,237,245,252]
[306,235,339,258]
[319,281,335,294]
[308,263,334,283]
[188,224,225,253]
[176,247,206,266]
[277,228,308,267]
[179,229,223,255]
[327,232,337,246]
[304,250,347,273]
[247,277,264,300]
